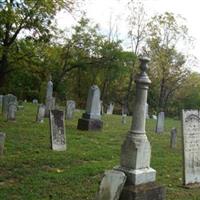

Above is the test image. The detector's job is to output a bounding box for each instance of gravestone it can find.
[36,104,46,123]
[182,110,200,187]
[32,99,38,104]
[96,58,165,200]
[95,170,126,200]
[107,103,114,115]
[0,132,6,155]
[77,85,103,131]
[170,128,177,149]
[155,112,165,133]
[66,100,76,120]
[7,102,17,121]
[2,94,17,119]
[49,110,66,151]
[0,95,3,111]
[152,115,157,120]
[145,103,149,119]
[45,79,54,117]
[121,114,127,124]
[100,100,104,115]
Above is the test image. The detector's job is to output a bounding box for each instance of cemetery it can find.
[1,0,200,200]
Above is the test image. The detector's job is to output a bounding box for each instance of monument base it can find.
[119,182,166,200]
[77,118,103,131]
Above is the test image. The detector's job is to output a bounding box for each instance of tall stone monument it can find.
[49,110,66,151]
[155,112,165,133]
[96,58,165,200]
[77,85,103,131]
[118,57,165,200]
[45,77,55,117]
[182,110,200,187]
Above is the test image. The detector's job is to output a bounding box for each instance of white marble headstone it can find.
[182,110,200,186]
[107,103,114,115]
[66,100,76,120]
[155,112,165,133]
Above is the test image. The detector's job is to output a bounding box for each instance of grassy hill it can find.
[0,103,199,200]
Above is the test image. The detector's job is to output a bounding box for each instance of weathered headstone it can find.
[32,99,38,104]
[107,103,114,115]
[182,110,200,187]
[118,58,165,199]
[36,104,46,123]
[155,112,165,133]
[121,114,127,124]
[0,132,6,155]
[0,95,3,111]
[95,170,126,200]
[100,100,104,115]
[145,103,149,119]
[49,110,66,151]
[77,85,103,131]
[66,100,76,120]
[7,102,17,121]
[152,115,157,120]
[170,128,177,149]
[2,94,17,119]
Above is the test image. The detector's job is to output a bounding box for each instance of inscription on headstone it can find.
[182,110,200,186]
[49,110,66,151]
[155,112,165,133]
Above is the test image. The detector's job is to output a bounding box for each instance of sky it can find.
[56,0,200,72]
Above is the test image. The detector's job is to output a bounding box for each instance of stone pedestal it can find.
[77,118,103,131]
[119,182,166,200]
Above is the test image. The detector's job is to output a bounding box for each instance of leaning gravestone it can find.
[77,85,103,131]
[170,128,177,149]
[66,100,76,120]
[182,110,200,187]
[2,94,17,119]
[49,110,66,151]
[36,104,46,123]
[106,103,114,115]
[0,132,6,155]
[155,112,165,133]
[7,102,17,121]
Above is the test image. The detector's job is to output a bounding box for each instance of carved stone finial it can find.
[139,57,150,73]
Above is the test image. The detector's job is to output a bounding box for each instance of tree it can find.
[146,12,190,113]
[0,0,79,88]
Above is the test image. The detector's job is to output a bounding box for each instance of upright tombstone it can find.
[182,110,200,187]
[66,100,76,120]
[36,104,46,123]
[118,58,165,200]
[100,100,104,115]
[170,128,177,149]
[32,99,38,104]
[107,103,114,115]
[77,85,103,131]
[7,102,17,121]
[49,110,66,151]
[0,95,3,111]
[0,132,6,155]
[155,112,165,133]
[121,105,128,124]
[145,103,149,119]
[2,94,17,119]
[45,78,54,117]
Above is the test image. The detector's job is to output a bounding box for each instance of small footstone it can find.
[96,170,127,200]
[119,182,166,200]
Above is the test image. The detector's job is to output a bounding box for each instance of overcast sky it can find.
[56,0,200,72]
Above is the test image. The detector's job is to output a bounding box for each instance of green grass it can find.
[0,103,200,200]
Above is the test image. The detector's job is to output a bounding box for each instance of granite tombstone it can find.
[77,85,103,131]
